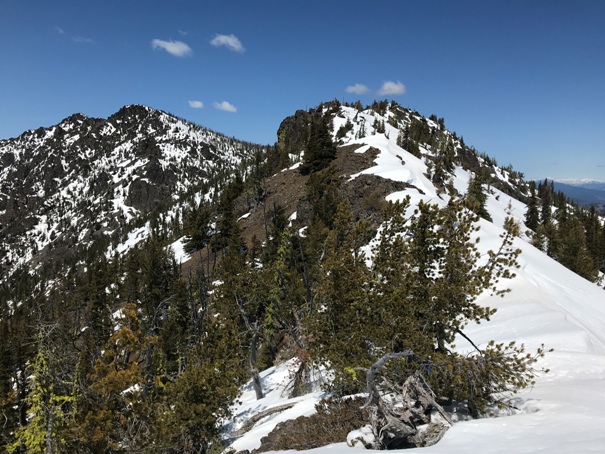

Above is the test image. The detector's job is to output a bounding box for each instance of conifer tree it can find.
[310,202,372,394]
[158,314,245,452]
[465,172,492,221]
[214,227,267,400]
[525,180,540,231]
[398,124,421,157]
[8,330,73,454]
[558,217,598,281]
[300,115,337,175]
[431,138,455,189]
[1,307,35,450]
[539,179,553,224]
[184,202,212,253]
[75,303,157,452]
[260,227,318,396]
[309,197,544,440]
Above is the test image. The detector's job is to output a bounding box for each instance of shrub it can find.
[255,397,369,452]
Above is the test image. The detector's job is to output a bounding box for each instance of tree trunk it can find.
[363,352,452,449]
[250,331,264,400]
[46,406,54,454]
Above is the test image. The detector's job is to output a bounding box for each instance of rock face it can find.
[0,105,260,282]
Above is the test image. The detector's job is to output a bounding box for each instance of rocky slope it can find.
[0,105,262,284]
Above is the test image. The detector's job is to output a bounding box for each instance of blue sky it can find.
[1,0,604,181]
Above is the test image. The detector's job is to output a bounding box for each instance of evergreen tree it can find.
[0,306,35,450]
[184,202,212,253]
[305,168,342,229]
[558,217,598,281]
[8,329,74,454]
[300,115,337,175]
[535,219,560,257]
[525,180,540,231]
[539,179,553,224]
[74,303,157,452]
[465,172,492,221]
[398,124,421,157]
[310,202,372,395]
[310,197,543,430]
[158,315,245,452]
[214,228,267,400]
[431,138,455,189]
[260,227,318,396]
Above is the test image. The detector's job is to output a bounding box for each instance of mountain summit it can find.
[0,105,262,284]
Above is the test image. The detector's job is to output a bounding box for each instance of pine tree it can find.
[398,124,421,157]
[184,202,212,253]
[539,179,553,224]
[310,202,372,394]
[525,180,540,231]
[214,228,267,400]
[74,303,157,452]
[8,330,74,454]
[260,226,318,396]
[305,168,342,229]
[300,115,337,175]
[431,138,455,189]
[309,197,544,444]
[158,315,245,452]
[465,172,492,221]
[1,306,35,451]
[558,217,598,281]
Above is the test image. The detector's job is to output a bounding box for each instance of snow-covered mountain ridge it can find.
[1,100,604,452]
[552,180,605,209]
[0,105,262,285]
[225,102,605,453]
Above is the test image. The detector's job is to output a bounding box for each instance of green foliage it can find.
[305,168,343,229]
[311,198,533,414]
[8,332,74,454]
[397,124,421,157]
[431,138,455,188]
[557,217,598,281]
[159,315,246,451]
[6,100,596,451]
[309,202,372,395]
[184,202,212,253]
[74,303,156,452]
[256,397,369,452]
[300,115,337,175]
[335,119,354,140]
[429,341,549,416]
[525,180,540,231]
[528,179,601,281]
[466,173,492,221]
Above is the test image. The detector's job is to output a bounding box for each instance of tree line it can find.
[525,178,605,281]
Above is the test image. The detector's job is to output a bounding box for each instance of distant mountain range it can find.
[552,180,605,208]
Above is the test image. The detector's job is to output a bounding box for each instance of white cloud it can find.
[378,80,406,96]
[345,83,370,95]
[55,27,94,44]
[73,36,95,44]
[210,34,245,53]
[213,101,237,112]
[151,39,193,57]
[188,100,204,109]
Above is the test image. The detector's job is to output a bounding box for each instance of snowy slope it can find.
[0,105,258,284]
[227,119,605,453]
